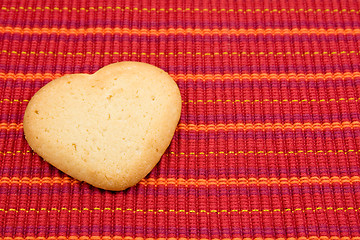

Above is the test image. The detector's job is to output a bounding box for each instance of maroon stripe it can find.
[2,39,360,56]
[1,222,356,239]
[2,109,360,129]
[3,31,360,47]
[0,61,358,75]
[2,13,359,29]
[1,151,359,177]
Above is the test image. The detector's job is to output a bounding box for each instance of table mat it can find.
[1,0,360,239]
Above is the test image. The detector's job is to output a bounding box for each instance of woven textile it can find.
[1,0,360,239]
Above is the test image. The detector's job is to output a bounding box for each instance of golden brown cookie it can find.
[23,61,181,191]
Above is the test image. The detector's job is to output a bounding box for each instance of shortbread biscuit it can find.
[23,61,181,191]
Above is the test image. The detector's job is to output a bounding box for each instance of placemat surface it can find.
[1,0,360,239]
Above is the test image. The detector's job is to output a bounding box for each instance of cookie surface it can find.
[23,61,181,191]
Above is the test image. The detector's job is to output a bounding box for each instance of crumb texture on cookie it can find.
[23,61,182,191]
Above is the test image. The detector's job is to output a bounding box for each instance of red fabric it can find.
[1,0,360,239]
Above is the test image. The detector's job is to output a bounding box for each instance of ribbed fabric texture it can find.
[1,0,360,239]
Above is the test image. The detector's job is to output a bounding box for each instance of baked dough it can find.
[23,61,182,191]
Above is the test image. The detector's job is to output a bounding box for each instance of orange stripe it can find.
[1,72,360,81]
[0,72,62,80]
[1,237,359,240]
[172,72,360,80]
[0,123,23,130]
[0,176,79,185]
[177,121,360,131]
[1,176,359,186]
[1,5,360,13]
[1,122,359,131]
[0,72,57,80]
[142,176,359,186]
[2,26,360,36]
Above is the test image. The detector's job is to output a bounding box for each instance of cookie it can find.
[23,61,182,191]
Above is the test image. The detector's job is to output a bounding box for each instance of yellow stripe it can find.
[2,97,359,105]
[1,175,359,186]
[184,97,360,105]
[0,206,357,215]
[0,150,32,155]
[0,99,29,104]
[1,149,358,158]
[167,149,359,157]
[1,49,358,57]
[1,6,359,14]
[1,121,360,131]
[2,26,360,36]
[1,72,359,81]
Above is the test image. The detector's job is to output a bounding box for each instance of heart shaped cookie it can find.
[23,62,181,191]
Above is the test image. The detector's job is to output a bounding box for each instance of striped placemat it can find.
[1,0,360,239]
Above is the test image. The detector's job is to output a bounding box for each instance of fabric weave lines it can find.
[1,0,360,239]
